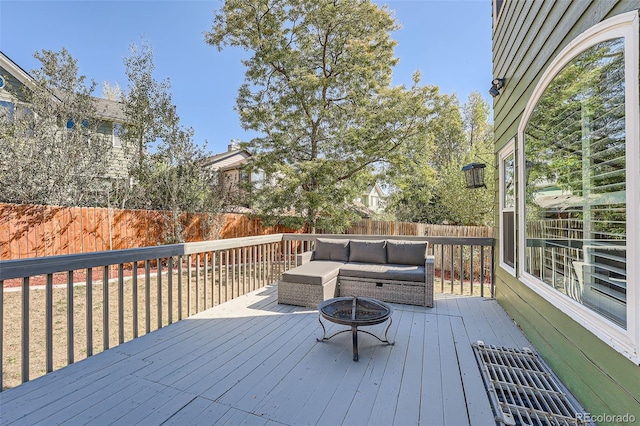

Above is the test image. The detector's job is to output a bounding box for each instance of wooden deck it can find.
[0,285,531,425]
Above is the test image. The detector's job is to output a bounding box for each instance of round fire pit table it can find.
[317,296,394,361]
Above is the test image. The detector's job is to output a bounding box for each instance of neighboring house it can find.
[201,141,265,208]
[203,142,386,216]
[0,51,129,180]
[354,182,387,216]
[492,1,639,417]
[202,141,252,187]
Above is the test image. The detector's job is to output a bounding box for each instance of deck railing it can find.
[0,233,494,390]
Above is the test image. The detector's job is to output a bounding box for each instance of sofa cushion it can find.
[386,240,428,266]
[314,238,350,262]
[349,240,387,264]
[339,263,425,283]
[281,260,345,285]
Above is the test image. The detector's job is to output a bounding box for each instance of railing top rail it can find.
[281,234,494,246]
[0,233,495,281]
[0,234,285,281]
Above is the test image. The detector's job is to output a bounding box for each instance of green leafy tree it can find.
[120,40,176,167]
[385,91,465,223]
[435,92,494,226]
[118,41,236,242]
[128,125,233,243]
[0,48,112,206]
[206,0,436,232]
[385,91,494,225]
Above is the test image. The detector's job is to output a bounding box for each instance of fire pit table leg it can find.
[352,325,359,361]
[317,315,351,341]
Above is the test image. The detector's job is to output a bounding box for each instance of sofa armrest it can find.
[296,250,315,266]
[424,255,435,307]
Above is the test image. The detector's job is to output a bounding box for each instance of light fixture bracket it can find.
[489,77,506,98]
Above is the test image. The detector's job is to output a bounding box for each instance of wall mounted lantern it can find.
[489,77,506,97]
[462,162,487,189]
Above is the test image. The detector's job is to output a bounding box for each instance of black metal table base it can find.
[317,315,394,361]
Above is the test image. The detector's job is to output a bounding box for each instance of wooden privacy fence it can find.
[0,203,300,260]
[345,219,493,238]
[0,206,494,274]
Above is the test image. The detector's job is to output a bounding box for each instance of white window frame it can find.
[499,139,516,276]
[112,123,122,148]
[517,11,640,364]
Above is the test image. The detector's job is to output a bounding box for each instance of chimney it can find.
[228,139,240,152]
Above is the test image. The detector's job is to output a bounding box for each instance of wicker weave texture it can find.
[340,278,426,306]
[277,277,338,308]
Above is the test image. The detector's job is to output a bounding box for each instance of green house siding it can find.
[493,0,640,419]
[496,271,639,418]
[0,64,28,102]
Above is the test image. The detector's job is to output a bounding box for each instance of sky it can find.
[0,0,493,156]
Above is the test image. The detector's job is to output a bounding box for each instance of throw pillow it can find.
[386,240,428,266]
[348,240,387,264]
[314,238,350,261]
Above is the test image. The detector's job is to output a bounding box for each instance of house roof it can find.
[1,50,127,122]
[0,51,34,89]
[366,181,388,198]
[202,148,252,172]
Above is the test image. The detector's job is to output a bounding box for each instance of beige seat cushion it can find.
[282,260,345,285]
[339,262,425,282]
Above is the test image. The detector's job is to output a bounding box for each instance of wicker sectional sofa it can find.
[277,238,434,308]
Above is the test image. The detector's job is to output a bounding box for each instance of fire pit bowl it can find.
[317,296,394,361]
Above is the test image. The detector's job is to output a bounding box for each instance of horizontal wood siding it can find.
[493,0,640,417]
[496,275,640,419]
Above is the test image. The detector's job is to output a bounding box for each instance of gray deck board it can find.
[1,284,534,425]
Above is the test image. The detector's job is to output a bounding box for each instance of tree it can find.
[463,91,490,149]
[127,125,232,243]
[0,48,113,206]
[102,81,123,101]
[430,93,467,167]
[114,40,181,209]
[206,0,437,232]
[120,40,175,167]
[118,40,235,243]
[384,91,494,225]
[434,92,494,226]
[384,91,465,223]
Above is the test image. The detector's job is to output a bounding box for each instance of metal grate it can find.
[472,341,595,426]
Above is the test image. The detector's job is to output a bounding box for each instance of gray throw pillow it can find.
[314,238,350,261]
[386,240,428,266]
[349,240,387,264]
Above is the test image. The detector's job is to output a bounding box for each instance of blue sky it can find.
[0,0,492,155]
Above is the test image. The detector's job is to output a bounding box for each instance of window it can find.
[518,11,639,363]
[0,100,15,119]
[112,123,122,147]
[499,141,515,273]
